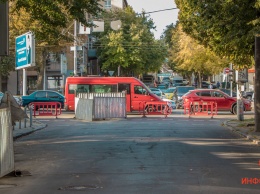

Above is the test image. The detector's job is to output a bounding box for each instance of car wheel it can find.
[232,104,237,115]
[145,105,154,113]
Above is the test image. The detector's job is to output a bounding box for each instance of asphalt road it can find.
[1,111,260,194]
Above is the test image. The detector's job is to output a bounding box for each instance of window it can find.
[134,86,147,95]
[69,84,89,94]
[213,91,224,97]
[47,92,60,99]
[91,84,117,93]
[118,84,130,94]
[35,91,47,98]
[196,91,211,97]
[47,76,63,91]
[105,0,111,8]
[69,84,77,94]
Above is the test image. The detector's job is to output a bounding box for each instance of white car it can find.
[183,79,189,85]
[162,98,176,109]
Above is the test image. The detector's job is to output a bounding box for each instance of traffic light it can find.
[228,69,234,82]
[46,58,51,66]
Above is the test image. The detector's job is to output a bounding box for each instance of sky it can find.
[127,0,179,39]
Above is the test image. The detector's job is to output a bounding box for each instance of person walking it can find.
[208,83,213,89]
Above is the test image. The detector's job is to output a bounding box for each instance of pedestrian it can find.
[208,83,213,89]
[216,81,220,88]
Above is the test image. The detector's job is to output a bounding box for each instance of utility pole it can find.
[255,36,260,132]
[74,20,77,76]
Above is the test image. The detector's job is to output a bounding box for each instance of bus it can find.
[64,76,163,112]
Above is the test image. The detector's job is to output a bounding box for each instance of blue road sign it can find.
[15,32,35,70]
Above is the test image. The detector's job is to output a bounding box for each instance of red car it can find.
[182,89,252,114]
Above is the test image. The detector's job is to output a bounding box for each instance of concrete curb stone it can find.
[224,120,260,145]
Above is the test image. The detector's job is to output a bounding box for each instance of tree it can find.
[175,0,260,131]
[169,25,228,87]
[4,0,103,44]
[0,56,15,91]
[3,0,103,90]
[95,7,167,76]
[175,0,256,67]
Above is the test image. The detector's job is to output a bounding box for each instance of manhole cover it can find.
[58,185,100,190]
[0,184,17,188]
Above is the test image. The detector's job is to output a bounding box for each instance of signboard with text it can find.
[15,31,35,70]
[236,69,248,83]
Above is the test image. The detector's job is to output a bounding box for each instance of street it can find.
[1,111,260,194]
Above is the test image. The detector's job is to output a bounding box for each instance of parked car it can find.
[21,90,65,108]
[182,79,189,85]
[182,89,252,114]
[242,91,254,100]
[13,96,22,106]
[157,84,168,93]
[162,98,176,109]
[193,81,217,89]
[0,92,22,106]
[173,86,195,109]
[163,87,176,100]
[219,88,237,97]
[0,92,3,102]
[149,88,163,98]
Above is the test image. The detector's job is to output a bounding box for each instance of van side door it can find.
[131,85,150,111]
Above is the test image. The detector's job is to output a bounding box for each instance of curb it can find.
[13,123,47,140]
[224,121,260,145]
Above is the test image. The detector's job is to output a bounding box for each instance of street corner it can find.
[224,119,260,145]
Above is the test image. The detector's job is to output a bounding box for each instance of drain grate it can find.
[58,185,100,191]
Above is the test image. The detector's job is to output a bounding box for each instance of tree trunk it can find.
[254,36,260,132]
[198,71,202,88]
[36,49,46,90]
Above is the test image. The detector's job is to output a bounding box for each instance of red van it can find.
[64,76,163,112]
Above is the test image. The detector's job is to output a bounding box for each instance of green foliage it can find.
[169,25,228,76]
[6,0,103,44]
[0,56,15,76]
[175,0,257,68]
[95,7,167,76]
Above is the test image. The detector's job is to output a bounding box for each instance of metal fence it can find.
[75,92,126,120]
[0,108,14,178]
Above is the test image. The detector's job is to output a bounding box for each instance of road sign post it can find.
[15,31,35,95]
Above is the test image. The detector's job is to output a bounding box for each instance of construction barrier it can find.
[140,101,172,118]
[184,101,217,118]
[29,102,62,118]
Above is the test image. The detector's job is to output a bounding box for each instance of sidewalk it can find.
[225,119,260,145]
[13,119,47,140]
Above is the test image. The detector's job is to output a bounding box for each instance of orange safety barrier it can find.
[184,101,217,118]
[139,101,172,118]
[29,102,62,118]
